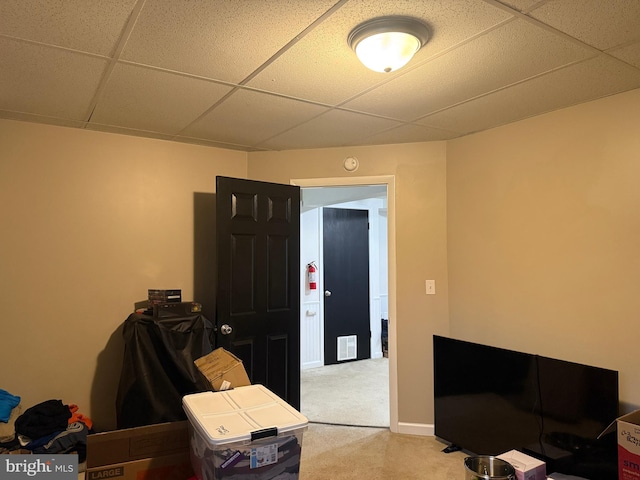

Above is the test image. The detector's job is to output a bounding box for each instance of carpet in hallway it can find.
[301,358,389,427]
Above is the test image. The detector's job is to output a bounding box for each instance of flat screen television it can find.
[433,335,619,479]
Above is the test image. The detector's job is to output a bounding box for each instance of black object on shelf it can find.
[381,318,388,357]
[116,312,214,429]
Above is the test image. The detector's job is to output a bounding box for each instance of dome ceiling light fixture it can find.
[348,16,430,73]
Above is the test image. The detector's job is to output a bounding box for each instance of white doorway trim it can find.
[291,175,398,433]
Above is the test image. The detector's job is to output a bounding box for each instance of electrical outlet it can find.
[426,280,436,295]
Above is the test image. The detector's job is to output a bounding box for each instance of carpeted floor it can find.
[300,358,389,427]
[299,359,471,478]
[299,423,468,480]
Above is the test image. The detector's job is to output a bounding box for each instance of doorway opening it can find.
[292,176,397,431]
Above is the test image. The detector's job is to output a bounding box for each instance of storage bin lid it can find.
[183,384,308,446]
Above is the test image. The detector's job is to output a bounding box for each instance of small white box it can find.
[183,385,308,480]
[497,449,546,480]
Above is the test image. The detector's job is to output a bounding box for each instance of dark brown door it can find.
[323,207,371,365]
[216,176,301,409]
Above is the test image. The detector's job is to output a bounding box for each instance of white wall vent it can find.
[337,335,357,361]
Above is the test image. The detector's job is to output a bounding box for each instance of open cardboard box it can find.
[599,409,640,480]
[85,421,192,480]
[194,347,251,391]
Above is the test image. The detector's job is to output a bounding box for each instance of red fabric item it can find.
[67,404,93,430]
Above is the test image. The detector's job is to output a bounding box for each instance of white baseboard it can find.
[301,360,323,370]
[396,422,434,437]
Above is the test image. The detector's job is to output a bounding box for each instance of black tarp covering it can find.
[116,312,214,428]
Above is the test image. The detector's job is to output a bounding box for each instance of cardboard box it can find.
[497,450,546,480]
[194,347,251,391]
[86,421,193,480]
[599,409,640,480]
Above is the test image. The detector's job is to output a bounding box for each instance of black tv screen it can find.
[433,335,619,479]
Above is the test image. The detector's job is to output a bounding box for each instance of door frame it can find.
[291,175,398,433]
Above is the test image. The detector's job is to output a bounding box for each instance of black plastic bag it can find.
[116,312,214,428]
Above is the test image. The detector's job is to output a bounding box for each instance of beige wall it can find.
[0,120,247,430]
[447,88,640,410]
[247,143,450,425]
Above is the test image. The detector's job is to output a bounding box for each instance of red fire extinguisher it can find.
[307,262,318,290]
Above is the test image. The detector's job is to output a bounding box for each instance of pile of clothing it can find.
[0,389,92,462]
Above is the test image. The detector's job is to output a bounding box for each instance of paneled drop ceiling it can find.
[1,0,640,152]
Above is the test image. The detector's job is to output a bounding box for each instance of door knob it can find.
[220,324,233,335]
[324,290,332,297]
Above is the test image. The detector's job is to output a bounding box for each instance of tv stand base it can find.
[442,444,462,454]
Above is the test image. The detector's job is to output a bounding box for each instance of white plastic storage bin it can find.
[183,384,308,480]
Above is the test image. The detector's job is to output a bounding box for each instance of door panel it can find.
[230,234,256,314]
[267,235,290,310]
[267,334,289,399]
[216,176,300,408]
[323,207,371,365]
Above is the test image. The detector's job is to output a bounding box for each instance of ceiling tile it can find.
[181,89,330,148]
[247,0,513,105]
[420,55,640,134]
[343,18,595,121]
[259,109,404,151]
[120,0,339,83]
[0,38,107,120]
[0,0,137,56]
[527,0,640,50]
[89,63,233,135]
[357,123,461,147]
[489,0,544,13]
[83,123,176,143]
[609,41,640,70]
[0,110,87,129]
